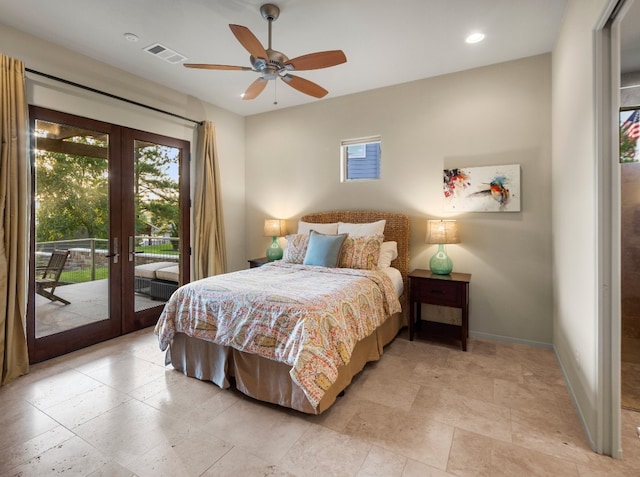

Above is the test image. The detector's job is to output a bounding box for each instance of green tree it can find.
[35,138,109,241]
[36,135,179,243]
[134,144,179,241]
[620,125,638,163]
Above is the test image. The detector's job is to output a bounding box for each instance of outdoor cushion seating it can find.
[154,265,179,282]
[134,261,177,279]
[149,264,179,301]
[150,280,178,301]
[134,261,177,295]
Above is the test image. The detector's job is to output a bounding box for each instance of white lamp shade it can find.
[264,219,288,237]
[426,219,460,244]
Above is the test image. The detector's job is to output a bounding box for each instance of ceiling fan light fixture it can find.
[262,67,279,80]
[185,2,347,101]
[251,56,267,71]
[465,32,485,44]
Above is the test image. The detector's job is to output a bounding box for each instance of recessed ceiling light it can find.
[124,33,139,42]
[465,32,485,44]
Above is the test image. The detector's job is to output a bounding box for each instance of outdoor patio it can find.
[35,279,159,338]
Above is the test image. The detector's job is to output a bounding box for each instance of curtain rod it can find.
[25,68,203,126]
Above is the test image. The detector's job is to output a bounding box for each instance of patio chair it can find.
[36,250,71,305]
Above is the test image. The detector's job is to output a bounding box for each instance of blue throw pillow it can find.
[303,230,348,267]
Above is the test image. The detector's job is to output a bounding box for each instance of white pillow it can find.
[378,241,398,269]
[337,220,386,237]
[297,221,338,235]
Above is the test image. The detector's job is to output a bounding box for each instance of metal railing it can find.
[36,237,179,284]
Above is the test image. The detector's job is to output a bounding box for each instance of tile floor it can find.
[1,328,639,477]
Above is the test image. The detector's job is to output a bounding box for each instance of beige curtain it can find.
[0,54,30,385]
[194,120,227,279]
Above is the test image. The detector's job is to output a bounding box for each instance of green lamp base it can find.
[266,236,283,261]
[429,244,453,275]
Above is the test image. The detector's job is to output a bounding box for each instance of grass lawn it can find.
[135,243,179,255]
[61,267,108,284]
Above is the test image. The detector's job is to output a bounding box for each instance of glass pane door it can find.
[133,141,181,309]
[122,130,189,333]
[29,109,122,362]
[28,107,190,362]
[33,119,111,337]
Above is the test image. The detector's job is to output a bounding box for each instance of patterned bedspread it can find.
[154,261,401,408]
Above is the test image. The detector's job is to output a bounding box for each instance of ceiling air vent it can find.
[143,43,187,64]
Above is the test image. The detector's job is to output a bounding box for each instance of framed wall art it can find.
[443,164,521,212]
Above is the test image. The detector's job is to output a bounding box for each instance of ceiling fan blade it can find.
[229,24,268,60]
[284,50,347,71]
[243,77,268,100]
[184,63,253,71]
[281,74,328,98]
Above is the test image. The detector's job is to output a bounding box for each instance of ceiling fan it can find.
[184,3,347,100]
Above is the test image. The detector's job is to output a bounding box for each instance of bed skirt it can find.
[166,311,405,414]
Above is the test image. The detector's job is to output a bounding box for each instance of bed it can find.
[155,210,410,414]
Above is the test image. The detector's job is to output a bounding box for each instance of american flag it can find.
[623,110,640,140]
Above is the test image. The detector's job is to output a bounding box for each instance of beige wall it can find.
[246,54,553,346]
[551,0,611,451]
[0,24,247,273]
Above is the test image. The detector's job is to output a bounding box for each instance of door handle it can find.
[129,236,138,262]
[106,237,119,263]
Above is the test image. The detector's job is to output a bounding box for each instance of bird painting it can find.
[468,176,511,210]
[443,165,520,212]
[489,177,510,207]
[443,168,471,198]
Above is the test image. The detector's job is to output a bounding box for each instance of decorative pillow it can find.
[303,230,348,267]
[297,221,339,235]
[337,220,386,237]
[377,241,398,269]
[282,234,309,264]
[339,234,384,270]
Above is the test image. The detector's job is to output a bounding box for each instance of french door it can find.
[27,106,190,362]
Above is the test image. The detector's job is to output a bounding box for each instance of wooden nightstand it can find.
[248,257,270,268]
[409,269,471,351]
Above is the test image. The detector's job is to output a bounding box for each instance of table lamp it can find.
[426,219,460,275]
[264,219,288,261]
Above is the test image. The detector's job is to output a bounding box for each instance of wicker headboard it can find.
[299,210,410,289]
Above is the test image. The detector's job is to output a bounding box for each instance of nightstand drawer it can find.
[411,279,462,307]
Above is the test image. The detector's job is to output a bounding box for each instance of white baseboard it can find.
[552,345,597,452]
[469,330,553,349]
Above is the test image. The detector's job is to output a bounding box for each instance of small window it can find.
[340,136,381,181]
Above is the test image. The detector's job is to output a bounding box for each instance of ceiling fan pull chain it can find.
[273,79,278,105]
